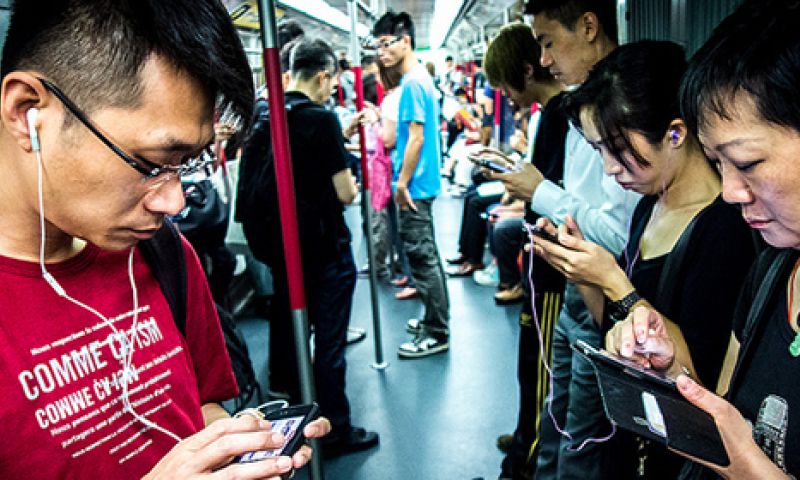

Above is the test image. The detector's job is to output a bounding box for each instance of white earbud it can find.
[27,108,40,152]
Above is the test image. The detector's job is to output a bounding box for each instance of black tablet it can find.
[573,339,730,466]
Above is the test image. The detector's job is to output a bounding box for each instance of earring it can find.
[670,129,680,145]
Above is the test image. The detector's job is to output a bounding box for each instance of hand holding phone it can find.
[528,225,560,244]
[234,403,321,463]
[468,148,515,174]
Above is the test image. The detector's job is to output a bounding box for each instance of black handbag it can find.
[174,176,230,253]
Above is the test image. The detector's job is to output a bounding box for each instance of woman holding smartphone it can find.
[531,40,756,478]
[608,1,800,478]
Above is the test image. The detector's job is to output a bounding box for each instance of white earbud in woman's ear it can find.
[27,108,40,152]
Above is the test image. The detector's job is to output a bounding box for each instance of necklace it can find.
[787,258,800,357]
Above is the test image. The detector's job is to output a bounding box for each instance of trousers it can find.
[399,198,450,336]
[268,249,356,430]
[534,283,611,480]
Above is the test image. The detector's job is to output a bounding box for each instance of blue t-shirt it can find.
[395,64,442,199]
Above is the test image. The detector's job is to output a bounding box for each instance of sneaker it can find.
[398,334,449,358]
[346,327,367,345]
[473,262,499,287]
[406,318,421,334]
[494,283,524,305]
[322,426,379,457]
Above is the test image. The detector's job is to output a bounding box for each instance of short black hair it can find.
[373,11,416,49]
[445,55,454,62]
[361,54,376,67]
[277,19,305,49]
[563,40,686,170]
[525,0,618,45]
[2,0,254,132]
[680,0,800,137]
[290,38,338,82]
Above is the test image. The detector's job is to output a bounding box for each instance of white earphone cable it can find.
[35,145,181,443]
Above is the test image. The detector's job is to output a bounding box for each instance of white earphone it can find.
[27,108,40,152]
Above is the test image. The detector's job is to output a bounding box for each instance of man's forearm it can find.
[398,135,423,185]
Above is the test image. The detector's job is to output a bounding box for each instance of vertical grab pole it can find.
[348,0,388,370]
[256,2,323,479]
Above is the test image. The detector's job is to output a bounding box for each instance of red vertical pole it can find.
[255,3,321,478]
[353,65,369,190]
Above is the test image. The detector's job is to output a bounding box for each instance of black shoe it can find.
[322,426,379,457]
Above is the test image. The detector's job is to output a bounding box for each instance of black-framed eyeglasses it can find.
[374,36,403,50]
[37,77,213,184]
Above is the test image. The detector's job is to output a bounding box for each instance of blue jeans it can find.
[534,283,611,480]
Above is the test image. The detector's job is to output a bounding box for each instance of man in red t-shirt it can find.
[0,1,330,479]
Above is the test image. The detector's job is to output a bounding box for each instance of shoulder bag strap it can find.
[139,220,188,336]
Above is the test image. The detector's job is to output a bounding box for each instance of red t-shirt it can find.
[0,238,238,479]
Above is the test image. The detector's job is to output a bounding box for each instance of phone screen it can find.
[236,415,305,462]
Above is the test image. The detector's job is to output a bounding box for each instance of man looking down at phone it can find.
[479,2,640,478]
[482,22,568,480]
[238,38,378,456]
[373,11,451,358]
[530,40,756,479]
[0,1,330,478]
[607,0,800,478]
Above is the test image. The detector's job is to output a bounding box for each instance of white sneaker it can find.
[473,262,499,287]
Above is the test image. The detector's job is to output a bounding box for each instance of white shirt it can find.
[531,123,641,255]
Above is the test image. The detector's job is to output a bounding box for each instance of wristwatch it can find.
[607,290,642,322]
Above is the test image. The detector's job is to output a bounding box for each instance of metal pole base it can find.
[370,362,390,370]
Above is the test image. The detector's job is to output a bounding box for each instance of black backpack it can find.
[140,222,261,412]
[235,96,327,266]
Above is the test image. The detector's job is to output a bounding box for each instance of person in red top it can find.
[0,1,329,479]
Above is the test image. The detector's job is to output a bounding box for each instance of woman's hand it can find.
[531,215,628,291]
[605,305,678,372]
[673,375,788,479]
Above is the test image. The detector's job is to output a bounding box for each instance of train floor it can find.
[234,186,521,479]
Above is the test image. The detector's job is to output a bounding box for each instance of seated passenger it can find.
[608,0,800,477]
[532,40,756,478]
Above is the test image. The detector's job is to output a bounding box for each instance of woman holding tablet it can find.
[608,0,800,478]
[531,40,756,478]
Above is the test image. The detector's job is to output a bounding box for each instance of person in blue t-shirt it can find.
[373,11,450,358]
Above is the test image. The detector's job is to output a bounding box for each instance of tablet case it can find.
[574,341,730,466]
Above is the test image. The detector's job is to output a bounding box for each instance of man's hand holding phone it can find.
[476,154,545,202]
[143,413,331,480]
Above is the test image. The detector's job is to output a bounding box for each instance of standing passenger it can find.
[373,11,451,358]
[482,22,566,480]
[486,1,639,478]
[238,38,379,456]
